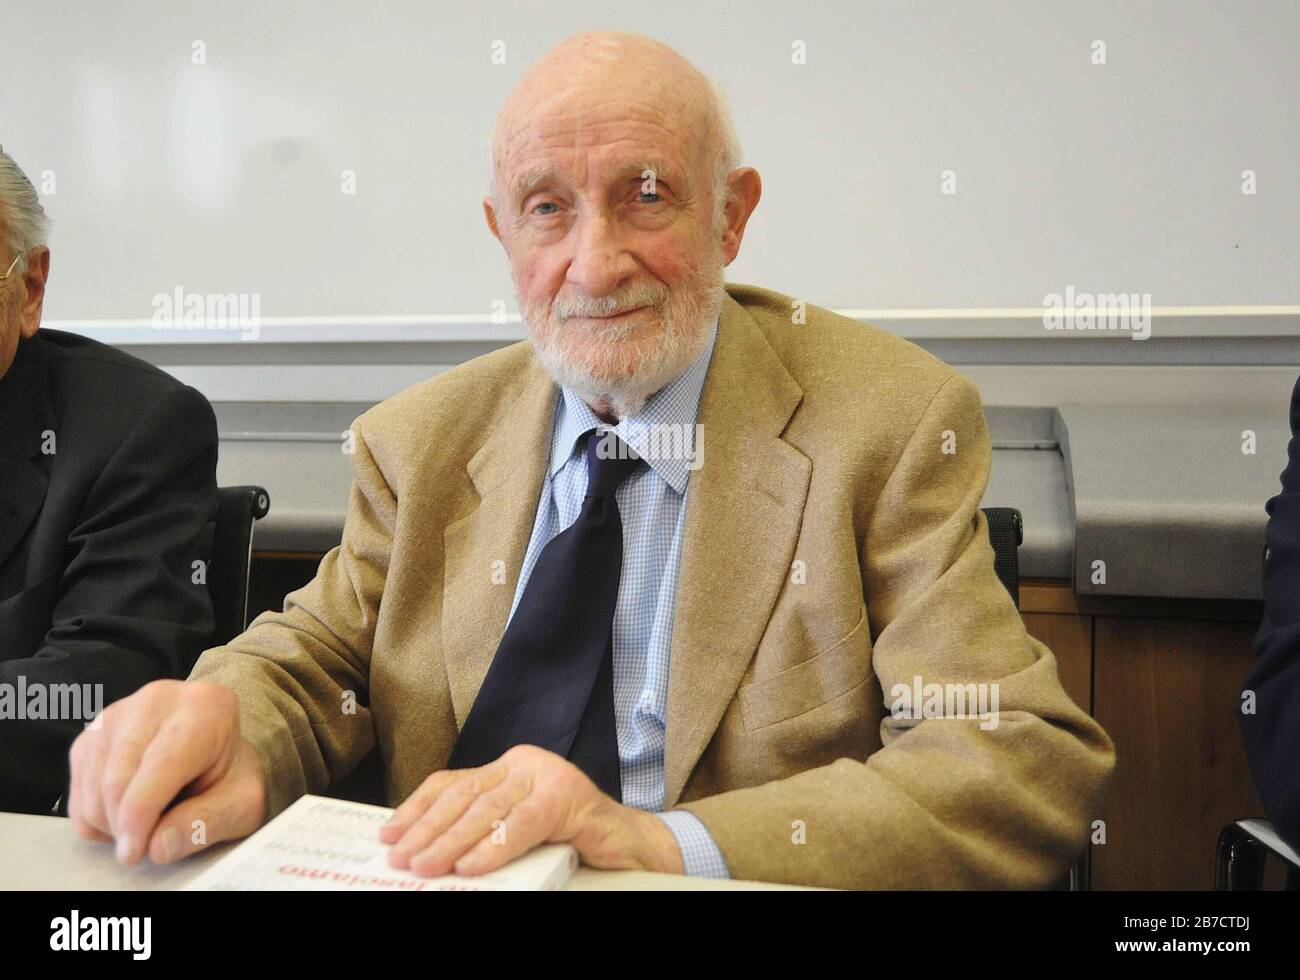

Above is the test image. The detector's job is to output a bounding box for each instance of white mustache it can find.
[552,292,667,320]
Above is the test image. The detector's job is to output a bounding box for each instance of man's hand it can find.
[67,679,266,866]
[378,744,684,877]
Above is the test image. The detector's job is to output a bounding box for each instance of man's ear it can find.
[483,195,505,245]
[719,167,762,266]
[19,246,50,340]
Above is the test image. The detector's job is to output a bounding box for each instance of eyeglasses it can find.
[0,253,22,283]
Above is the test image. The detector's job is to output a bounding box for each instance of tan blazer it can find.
[191,283,1115,888]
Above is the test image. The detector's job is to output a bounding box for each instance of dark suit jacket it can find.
[1241,373,1300,849]
[0,329,219,814]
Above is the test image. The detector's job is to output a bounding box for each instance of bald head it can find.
[491,32,740,229]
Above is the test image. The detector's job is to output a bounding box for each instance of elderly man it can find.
[0,149,219,814]
[69,32,1113,888]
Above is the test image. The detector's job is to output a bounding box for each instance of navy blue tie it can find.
[447,427,642,800]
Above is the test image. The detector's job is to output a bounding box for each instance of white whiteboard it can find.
[4,0,1297,325]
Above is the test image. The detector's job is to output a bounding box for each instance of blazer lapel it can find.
[663,296,809,806]
[441,355,559,730]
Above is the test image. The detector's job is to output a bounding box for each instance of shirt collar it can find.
[549,314,718,494]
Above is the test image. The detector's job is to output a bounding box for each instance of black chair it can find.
[980,506,1085,891]
[1215,819,1300,890]
[1213,544,1300,890]
[981,506,1022,608]
[199,485,271,645]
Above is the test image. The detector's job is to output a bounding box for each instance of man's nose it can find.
[565,211,636,298]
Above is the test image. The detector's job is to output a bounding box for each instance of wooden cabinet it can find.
[1022,609,1092,713]
[1021,581,1264,890]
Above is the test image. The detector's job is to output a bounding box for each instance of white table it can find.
[0,813,808,891]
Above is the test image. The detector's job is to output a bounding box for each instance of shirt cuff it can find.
[655,810,731,879]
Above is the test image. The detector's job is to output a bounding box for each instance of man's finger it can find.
[113,713,229,864]
[389,764,509,865]
[379,769,463,842]
[67,762,112,843]
[451,793,552,876]
[406,773,532,876]
[388,775,489,864]
[99,709,167,838]
[77,728,113,838]
[146,777,252,865]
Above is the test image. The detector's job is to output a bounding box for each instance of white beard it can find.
[518,247,726,419]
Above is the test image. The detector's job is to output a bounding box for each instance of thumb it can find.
[147,775,264,865]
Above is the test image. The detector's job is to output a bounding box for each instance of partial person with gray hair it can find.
[69,32,1113,888]
[0,147,51,376]
[0,147,220,814]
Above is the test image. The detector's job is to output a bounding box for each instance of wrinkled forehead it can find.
[494,75,710,201]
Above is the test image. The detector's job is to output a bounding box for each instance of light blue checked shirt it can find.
[506,316,729,878]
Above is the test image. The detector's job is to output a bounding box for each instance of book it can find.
[183,794,578,891]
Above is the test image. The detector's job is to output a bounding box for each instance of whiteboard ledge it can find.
[43,305,1300,345]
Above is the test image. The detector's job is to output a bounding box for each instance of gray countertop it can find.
[214,402,365,554]
[1056,404,1284,601]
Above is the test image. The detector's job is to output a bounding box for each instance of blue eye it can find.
[534,202,558,215]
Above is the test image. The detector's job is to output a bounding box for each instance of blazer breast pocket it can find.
[739,603,873,731]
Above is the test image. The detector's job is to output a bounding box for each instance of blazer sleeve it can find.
[1240,374,1300,849]
[678,373,1116,888]
[189,419,393,822]
[0,384,218,813]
